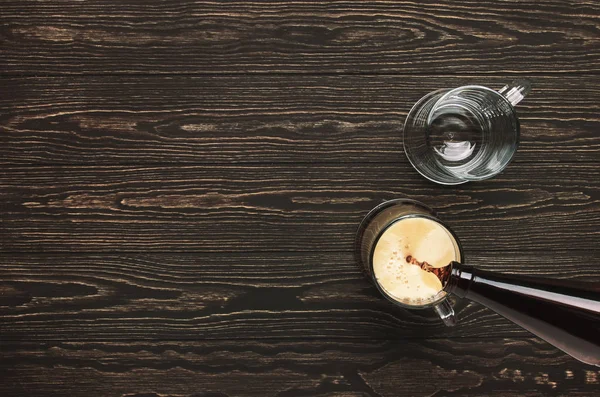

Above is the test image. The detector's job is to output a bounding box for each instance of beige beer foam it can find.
[373,217,459,305]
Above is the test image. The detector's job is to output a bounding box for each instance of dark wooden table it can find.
[1,1,599,395]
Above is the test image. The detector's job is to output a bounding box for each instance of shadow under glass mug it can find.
[355,199,600,366]
[403,80,531,185]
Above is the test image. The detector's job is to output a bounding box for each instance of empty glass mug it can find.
[356,199,600,366]
[403,80,531,185]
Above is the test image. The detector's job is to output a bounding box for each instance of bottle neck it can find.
[444,262,475,298]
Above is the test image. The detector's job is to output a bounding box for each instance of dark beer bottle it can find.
[446,262,600,366]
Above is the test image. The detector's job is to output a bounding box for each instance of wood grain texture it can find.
[1,163,599,253]
[1,75,599,164]
[2,0,600,394]
[1,252,599,341]
[2,0,599,75]
[2,339,600,397]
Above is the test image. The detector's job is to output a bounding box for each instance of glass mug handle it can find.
[498,79,532,106]
[433,299,456,327]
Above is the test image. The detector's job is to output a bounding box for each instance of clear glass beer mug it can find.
[403,80,531,185]
[354,198,463,326]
